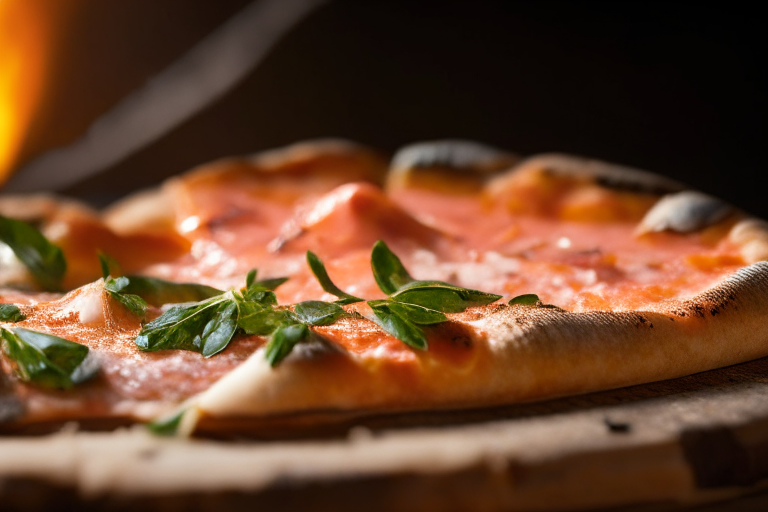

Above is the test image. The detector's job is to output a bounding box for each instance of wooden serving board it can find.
[2,357,768,512]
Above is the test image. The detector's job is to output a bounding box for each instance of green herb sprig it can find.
[0,304,26,323]
[366,241,501,350]
[0,327,97,389]
[98,252,222,312]
[0,215,66,291]
[508,293,562,309]
[261,253,356,366]
[146,409,187,436]
[98,253,148,320]
[135,270,292,358]
[131,242,508,367]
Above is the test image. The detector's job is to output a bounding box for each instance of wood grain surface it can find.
[2,356,768,511]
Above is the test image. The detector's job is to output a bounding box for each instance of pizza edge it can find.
[2,140,768,498]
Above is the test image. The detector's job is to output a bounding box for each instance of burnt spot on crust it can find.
[508,154,686,195]
[391,140,518,175]
[632,314,654,329]
[637,191,734,235]
[430,322,478,348]
[480,263,768,342]
[670,263,767,319]
[387,140,518,193]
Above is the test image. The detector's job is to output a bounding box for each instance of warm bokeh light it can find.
[0,0,75,185]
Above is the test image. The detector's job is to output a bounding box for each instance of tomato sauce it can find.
[1,171,748,421]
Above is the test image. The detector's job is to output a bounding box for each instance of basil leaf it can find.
[135,295,229,353]
[265,323,310,367]
[0,327,96,389]
[391,281,501,313]
[242,268,289,293]
[370,240,414,294]
[147,409,186,437]
[294,300,347,326]
[237,302,287,335]
[122,276,223,307]
[246,269,258,289]
[383,301,446,325]
[241,287,278,306]
[0,304,26,322]
[98,251,121,280]
[135,277,291,357]
[369,302,428,350]
[0,215,66,291]
[103,276,148,320]
[508,294,562,309]
[250,277,289,292]
[306,251,363,305]
[199,301,238,357]
[509,294,540,306]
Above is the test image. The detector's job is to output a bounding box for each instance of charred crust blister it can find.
[510,154,686,195]
[390,140,518,175]
[638,191,734,235]
[671,263,767,319]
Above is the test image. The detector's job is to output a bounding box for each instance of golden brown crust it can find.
[386,139,519,193]
[186,262,768,435]
[729,218,768,263]
[493,153,686,195]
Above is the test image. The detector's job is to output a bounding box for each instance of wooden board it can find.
[2,356,768,511]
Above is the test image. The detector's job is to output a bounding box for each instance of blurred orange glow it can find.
[0,0,74,185]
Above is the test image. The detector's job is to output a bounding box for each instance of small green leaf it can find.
[200,301,238,357]
[244,268,288,294]
[237,303,287,335]
[147,409,186,437]
[246,269,257,288]
[294,300,347,326]
[0,327,96,388]
[370,240,414,294]
[121,276,222,307]
[306,251,363,304]
[508,294,562,309]
[369,301,428,350]
[104,276,148,320]
[0,304,26,322]
[235,291,286,335]
[265,323,310,367]
[250,277,289,292]
[384,301,447,325]
[98,251,121,280]
[391,281,501,313]
[509,294,540,306]
[0,215,66,291]
[135,295,229,353]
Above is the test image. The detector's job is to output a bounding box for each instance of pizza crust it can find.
[186,261,768,436]
[729,218,768,263]
[3,139,768,507]
[636,191,735,235]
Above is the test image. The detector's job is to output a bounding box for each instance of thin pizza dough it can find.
[1,139,768,438]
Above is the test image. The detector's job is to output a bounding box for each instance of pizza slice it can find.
[1,139,768,441]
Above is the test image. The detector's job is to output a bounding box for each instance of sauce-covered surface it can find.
[0,160,748,427]
[149,178,744,313]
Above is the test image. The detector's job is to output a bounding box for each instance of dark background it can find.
[12,1,766,215]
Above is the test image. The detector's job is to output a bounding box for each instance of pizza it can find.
[2,138,768,445]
